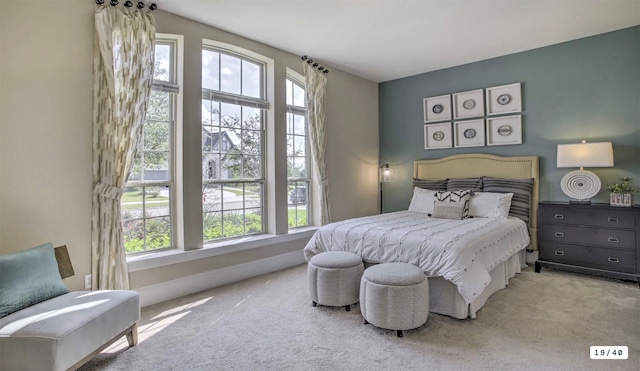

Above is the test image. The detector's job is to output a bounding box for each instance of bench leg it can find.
[126,323,138,347]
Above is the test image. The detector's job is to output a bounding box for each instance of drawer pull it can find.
[554,214,564,219]
[608,237,620,243]
[608,217,619,223]
[608,257,620,263]
[554,232,565,238]
[555,251,565,256]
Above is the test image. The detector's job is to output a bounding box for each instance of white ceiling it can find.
[156,0,640,83]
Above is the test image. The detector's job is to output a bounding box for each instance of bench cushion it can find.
[0,290,140,371]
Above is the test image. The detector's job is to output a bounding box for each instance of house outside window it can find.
[202,46,268,242]
[121,37,179,253]
[286,77,311,228]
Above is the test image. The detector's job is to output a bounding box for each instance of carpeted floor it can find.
[79,264,639,371]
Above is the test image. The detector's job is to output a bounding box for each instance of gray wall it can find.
[379,26,640,212]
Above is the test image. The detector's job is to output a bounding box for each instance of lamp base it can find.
[568,199,591,205]
[560,170,601,202]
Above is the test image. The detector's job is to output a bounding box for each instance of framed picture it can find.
[423,94,452,123]
[454,119,485,148]
[453,89,484,119]
[424,123,452,150]
[486,115,522,146]
[486,83,522,116]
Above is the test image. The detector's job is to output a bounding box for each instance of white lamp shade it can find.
[557,141,614,168]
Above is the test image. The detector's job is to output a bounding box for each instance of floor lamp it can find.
[379,164,393,213]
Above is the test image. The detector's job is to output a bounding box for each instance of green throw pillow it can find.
[0,242,70,318]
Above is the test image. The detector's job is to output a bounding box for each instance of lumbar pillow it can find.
[408,187,438,215]
[431,200,466,220]
[433,190,473,219]
[469,192,514,218]
[0,242,70,318]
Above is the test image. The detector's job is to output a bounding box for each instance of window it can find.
[121,38,179,253]
[286,78,311,228]
[202,47,268,242]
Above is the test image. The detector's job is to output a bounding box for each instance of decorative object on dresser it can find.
[556,141,614,204]
[535,202,640,286]
[607,177,639,207]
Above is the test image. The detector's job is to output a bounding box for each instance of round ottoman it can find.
[359,262,429,337]
[307,251,364,311]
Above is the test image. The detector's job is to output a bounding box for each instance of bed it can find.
[304,153,539,319]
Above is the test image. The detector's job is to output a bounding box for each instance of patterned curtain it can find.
[303,63,331,225]
[92,4,155,290]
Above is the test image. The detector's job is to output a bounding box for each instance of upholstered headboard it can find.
[414,153,539,250]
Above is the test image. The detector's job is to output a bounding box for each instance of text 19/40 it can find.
[590,346,628,360]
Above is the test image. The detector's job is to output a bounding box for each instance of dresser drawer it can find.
[541,206,635,229]
[541,224,635,250]
[540,243,636,272]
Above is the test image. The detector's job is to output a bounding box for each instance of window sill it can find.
[127,227,318,273]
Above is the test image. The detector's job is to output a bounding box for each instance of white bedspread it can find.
[303,211,530,304]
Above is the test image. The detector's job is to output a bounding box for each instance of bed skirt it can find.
[428,249,525,319]
[362,250,524,319]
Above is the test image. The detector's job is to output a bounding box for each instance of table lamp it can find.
[557,140,613,204]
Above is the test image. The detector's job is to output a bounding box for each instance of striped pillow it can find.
[482,177,534,225]
[447,177,483,192]
[413,178,448,191]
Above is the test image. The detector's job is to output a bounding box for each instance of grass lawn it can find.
[121,191,169,209]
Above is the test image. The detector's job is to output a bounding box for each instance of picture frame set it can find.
[423,83,522,150]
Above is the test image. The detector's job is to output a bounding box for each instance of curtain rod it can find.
[301,56,329,74]
[95,0,157,11]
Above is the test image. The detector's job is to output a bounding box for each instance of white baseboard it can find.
[135,250,306,307]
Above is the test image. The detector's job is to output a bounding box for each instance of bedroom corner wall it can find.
[379,26,640,212]
[0,2,378,292]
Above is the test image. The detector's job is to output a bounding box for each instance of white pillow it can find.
[408,187,437,214]
[469,192,513,218]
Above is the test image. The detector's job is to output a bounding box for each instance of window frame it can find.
[122,36,181,254]
[286,76,312,229]
[201,45,268,243]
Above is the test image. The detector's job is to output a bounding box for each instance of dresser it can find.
[535,202,640,285]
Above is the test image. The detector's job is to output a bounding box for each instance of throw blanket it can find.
[304,211,530,304]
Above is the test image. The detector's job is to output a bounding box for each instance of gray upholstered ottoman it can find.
[360,262,429,337]
[307,251,364,311]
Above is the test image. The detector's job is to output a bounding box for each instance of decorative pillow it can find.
[431,200,465,220]
[434,190,472,219]
[0,242,70,318]
[412,178,448,192]
[447,177,483,192]
[482,177,534,225]
[408,187,438,215]
[469,192,514,218]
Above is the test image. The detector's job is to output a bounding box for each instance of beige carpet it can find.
[80,263,639,371]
